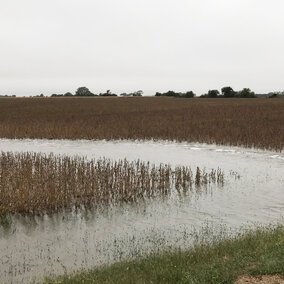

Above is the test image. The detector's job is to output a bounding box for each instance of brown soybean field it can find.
[0,97,283,151]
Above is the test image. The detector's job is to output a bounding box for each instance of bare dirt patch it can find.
[235,275,284,284]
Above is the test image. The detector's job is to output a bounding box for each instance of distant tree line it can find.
[267,91,284,98]
[51,87,146,97]
[2,87,284,98]
[154,87,284,99]
[155,90,195,98]
[120,90,143,97]
[51,87,118,97]
[0,95,16,97]
[200,87,256,98]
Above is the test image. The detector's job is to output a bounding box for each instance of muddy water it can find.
[0,139,283,283]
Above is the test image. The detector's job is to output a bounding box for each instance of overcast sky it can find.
[1,0,284,96]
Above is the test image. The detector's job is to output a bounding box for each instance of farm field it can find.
[0,97,283,151]
[0,97,283,283]
[2,1,284,283]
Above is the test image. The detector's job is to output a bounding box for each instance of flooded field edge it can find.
[45,225,284,284]
[0,139,283,283]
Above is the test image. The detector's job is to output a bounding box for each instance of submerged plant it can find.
[0,152,225,215]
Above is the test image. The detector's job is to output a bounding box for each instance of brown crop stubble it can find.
[0,152,224,215]
[0,97,283,151]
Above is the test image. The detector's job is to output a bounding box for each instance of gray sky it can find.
[1,0,284,96]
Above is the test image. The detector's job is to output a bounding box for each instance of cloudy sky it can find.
[0,0,283,96]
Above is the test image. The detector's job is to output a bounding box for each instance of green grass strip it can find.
[46,226,284,284]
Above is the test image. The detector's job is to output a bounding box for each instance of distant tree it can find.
[184,91,195,98]
[75,87,95,96]
[99,90,117,97]
[269,92,279,98]
[64,92,73,97]
[221,86,236,98]
[165,91,176,97]
[237,88,255,98]
[207,90,220,98]
[120,91,143,97]
[267,91,284,98]
[199,94,208,98]
[133,90,143,97]
[155,90,194,98]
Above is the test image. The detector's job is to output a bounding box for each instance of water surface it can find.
[0,139,283,283]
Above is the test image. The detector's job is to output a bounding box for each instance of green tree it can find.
[75,87,95,96]
[64,92,73,97]
[269,92,279,98]
[221,86,236,98]
[133,90,143,96]
[238,88,255,98]
[99,90,117,96]
[207,90,220,98]
[184,91,195,98]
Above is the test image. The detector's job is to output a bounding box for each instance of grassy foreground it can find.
[47,226,284,284]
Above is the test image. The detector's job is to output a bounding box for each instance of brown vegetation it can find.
[0,97,283,150]
[235,275,284,284]
[0,152,224,215]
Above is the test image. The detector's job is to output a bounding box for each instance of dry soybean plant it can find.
[0,98,283,151]
[0,152,224,215]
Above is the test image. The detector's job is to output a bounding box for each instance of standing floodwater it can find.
[0,139,283,283]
